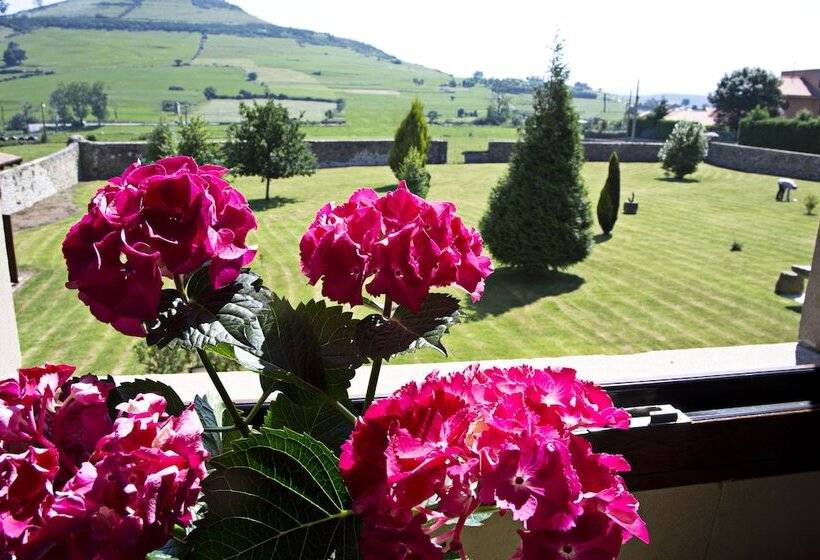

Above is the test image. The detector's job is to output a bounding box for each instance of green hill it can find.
[0,0,625,159]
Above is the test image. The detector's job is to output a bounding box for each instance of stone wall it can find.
[78,139,449,180]
[463,140,663,164]
[0,143,79,215]
[706,142,820,182]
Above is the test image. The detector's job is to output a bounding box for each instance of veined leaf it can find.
[194,395,221,457]
[264,393,353,452]
[188,428,361,560]
[355,293,461,360]
[107,378,185,419]
[146,267,270,353]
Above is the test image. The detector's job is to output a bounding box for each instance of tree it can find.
[203,86,217,100]
[480,41,592,272]
[66,82,91,125]
[173,58,183,67]
[596,152,620,235]
[247,71,258,81]
[177,116,218,164]
[426,110,439,123]
[485,93,512,125]
[396,147,431,198]
[658,121,708,179]
[708,67,782,130]
[144,120,175,162]
[681,98,690,106]
[388,98,431,175]
[49,85,72,125]
[0,1,9,14]
[223,101,317,203]
[3,42,27,67]
[651,97,670,121]
[88,81,108,125]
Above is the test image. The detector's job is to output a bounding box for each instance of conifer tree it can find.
[596,152,620,235]
[389,99,431,175]
[480,41,592,271]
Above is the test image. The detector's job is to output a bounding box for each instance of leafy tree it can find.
[203,86,217,100]
[173,58,183,67]
[0,1,8,14]
[7,112,28,131]
[144,120,175,163]
[3,42,26,66]
[426,110,439,123]
[480,41,592,272]
[66,82,91,125]
[708,67,782,129]
[247,71,258,81]
[651,98,670,121]
[388,98,431,174]
[177,116,218,164]
[682,98,690,106]
[49,85,72,125]
[88,81,108,125]
[223,101,317,203]
[485,93,512,125]
[596,152,620,235]
[396,147,431,198]
[658,121,708,179]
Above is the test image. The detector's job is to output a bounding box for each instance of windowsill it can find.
[114,341,820,404]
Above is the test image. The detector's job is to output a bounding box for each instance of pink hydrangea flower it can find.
[63,156,257,336]
[340,364,647,559]
[300,181,493,311]
[1,365,208,560]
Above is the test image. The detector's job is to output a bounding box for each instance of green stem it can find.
[362,296,393,411]
[244,385,276,426]
[174,274,251,438]
[284,373,358,424]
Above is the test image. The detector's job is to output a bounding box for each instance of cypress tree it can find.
[479,42,592,271]
[596,152,620,235]
[389,98,431,175]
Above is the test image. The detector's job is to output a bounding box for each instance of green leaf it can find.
[188,428,361,560]
[107,378,185,419]
[194,395,221,457]
[263,393,353,453]
[146,268,270,353]
[255,295,364,403]
[355,293,461,360]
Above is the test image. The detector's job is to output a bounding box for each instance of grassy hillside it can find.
[13,163,819,374]
[0,0,624,159]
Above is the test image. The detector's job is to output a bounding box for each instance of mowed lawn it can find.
[11,162,820,374]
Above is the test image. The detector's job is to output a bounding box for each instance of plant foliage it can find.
[596,152,620,235]
[396,146,431,197]
[388,98,431,174]
[658,121,708,179]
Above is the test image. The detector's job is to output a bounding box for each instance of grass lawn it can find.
[11,162,820,375]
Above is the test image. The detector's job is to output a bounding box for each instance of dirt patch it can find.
[12,189,77,230]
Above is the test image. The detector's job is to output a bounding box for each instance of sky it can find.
[5,0,819,95]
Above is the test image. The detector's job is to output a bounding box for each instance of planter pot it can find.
[623,201,639,215]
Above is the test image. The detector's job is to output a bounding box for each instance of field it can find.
[194,98,337,123]
[12,162,820,375]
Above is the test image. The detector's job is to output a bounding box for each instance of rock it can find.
[775,271,805,297]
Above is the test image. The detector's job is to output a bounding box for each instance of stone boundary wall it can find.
[0,143,79,215]
[463,140,663,164]
[78,139,448,181]
[705,142,820,182]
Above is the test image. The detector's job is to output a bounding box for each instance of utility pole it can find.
[40,103,47,143]
[631,79,640,139]
[0,106,5,131]
[603,92,607,113]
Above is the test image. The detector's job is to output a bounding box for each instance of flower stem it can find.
[244,385,275,426]
[362,296,393,412]
[174,274,251,438]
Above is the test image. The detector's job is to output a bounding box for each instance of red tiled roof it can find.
[781,75,818,98]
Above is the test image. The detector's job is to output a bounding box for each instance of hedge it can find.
[739,117,820,155]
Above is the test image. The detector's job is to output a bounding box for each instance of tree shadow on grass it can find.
[248,196,299,211]
[593,233,611,244]
[786,304,803,314]
[374,183,398,193]
[464,267,584,321]
[654,177,699,184]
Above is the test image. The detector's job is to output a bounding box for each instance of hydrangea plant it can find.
[1,156,647,559]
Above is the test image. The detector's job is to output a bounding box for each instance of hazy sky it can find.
[5,0,819,95]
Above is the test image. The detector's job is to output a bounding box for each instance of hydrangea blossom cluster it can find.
[340,365,648,560]
[300,181,493,311]
[63,156,257,337]
[0,364,208,559]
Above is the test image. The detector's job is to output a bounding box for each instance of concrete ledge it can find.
[0,143,79,215]
[464,140,663,164]
[113,342,812,404]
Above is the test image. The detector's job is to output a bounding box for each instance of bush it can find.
[144,120,175,162]
[658,121,708,179]
[389,98,431,174]
[738,115,820,155]
[805,194,818,216]
[3,41,26,66]
[480,42,592,272]
[634,117,677,140]
[396,147,431,198]
[203,86,217,100]
[133,342,235,373]
[596,152,620,235]
[177,116,219,164]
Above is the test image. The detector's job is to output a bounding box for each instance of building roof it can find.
[781,75,818,98]
[664,107,716,126]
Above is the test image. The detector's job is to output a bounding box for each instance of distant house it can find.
[780,69,820,117]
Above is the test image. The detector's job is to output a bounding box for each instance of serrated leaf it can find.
[264,393,353,453]
[107,378,185,419]
[189,428,361,560]
[355,293,461,360]
[194,395,221,457]
[220,409,243,452]
[255,295,364,403]
[145,268,270,353]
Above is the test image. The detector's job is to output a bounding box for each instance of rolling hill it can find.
[0,0,625,159]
